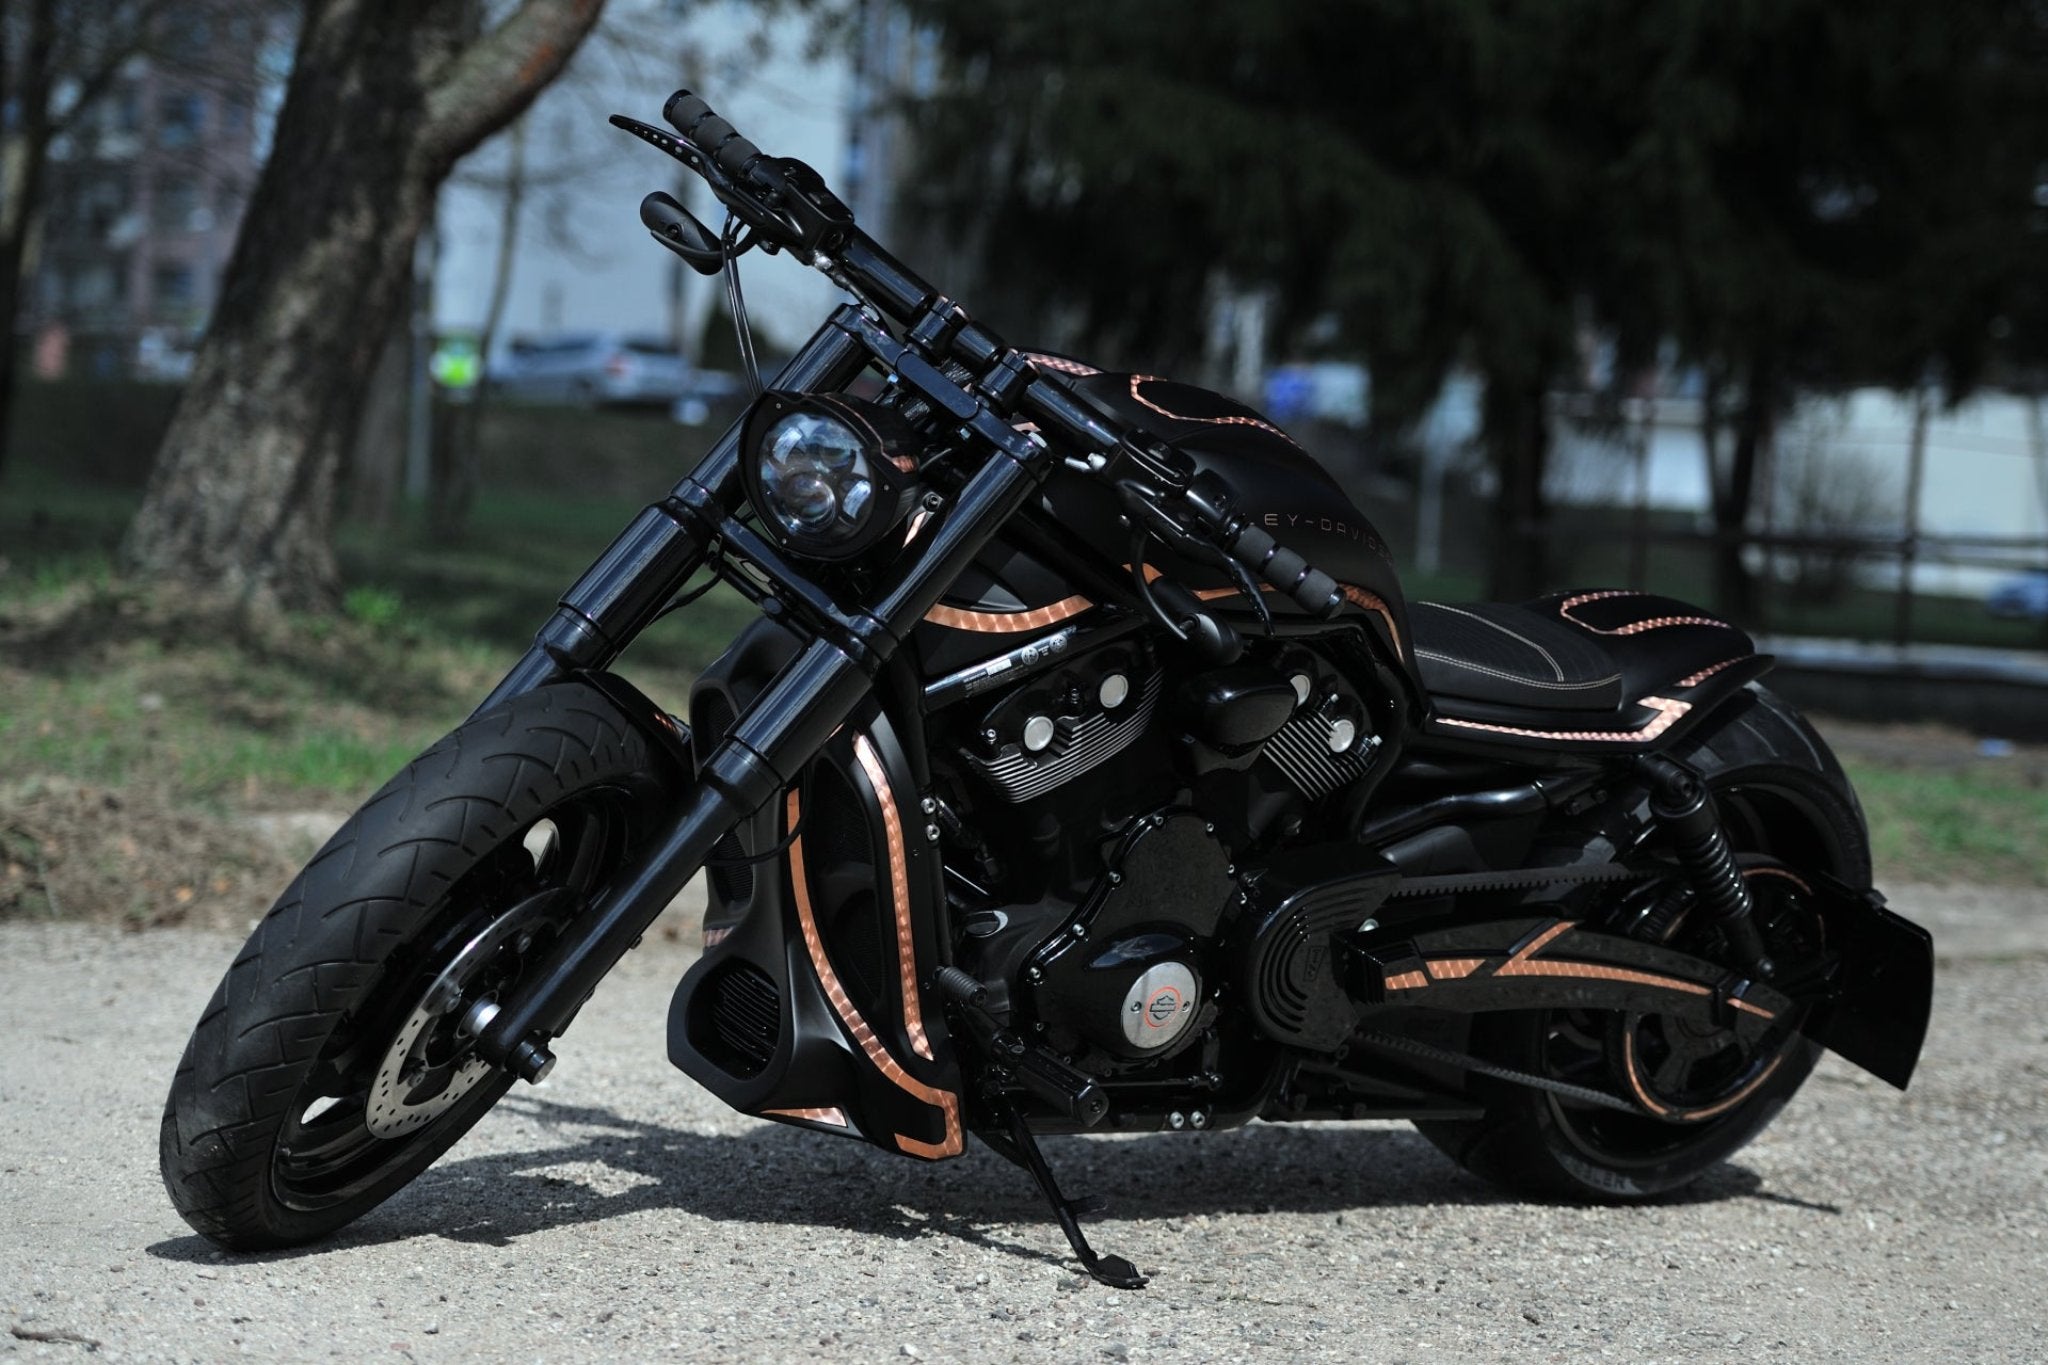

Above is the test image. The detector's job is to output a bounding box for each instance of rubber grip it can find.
[662,90,761,175]
[1228,524,1344,618]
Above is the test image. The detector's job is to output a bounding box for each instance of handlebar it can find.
[625,89,1349,630]
[1179,472,1345,620]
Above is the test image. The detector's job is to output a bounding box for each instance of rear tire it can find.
[1415,685,1868,1201]
[159,681,681,1248]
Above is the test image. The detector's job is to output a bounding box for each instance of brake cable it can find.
[720,211,764,397]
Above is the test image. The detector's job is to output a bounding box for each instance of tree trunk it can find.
[1704,358,1776,620]
[122,0,605,611]
[0,0,58,481]
[1482,368,1552,600]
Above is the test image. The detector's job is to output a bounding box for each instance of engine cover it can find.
[1026,810,1237,1060]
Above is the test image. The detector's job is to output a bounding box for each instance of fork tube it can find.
[475,312,872,714]
[474,429,1052,1076]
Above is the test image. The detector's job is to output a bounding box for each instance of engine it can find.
[938,626,1390,1087]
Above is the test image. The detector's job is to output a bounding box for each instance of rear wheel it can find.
[160,681,682,1248]
[1416,686,1868,1200]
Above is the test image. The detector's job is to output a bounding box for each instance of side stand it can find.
[987,1091,1147,1289]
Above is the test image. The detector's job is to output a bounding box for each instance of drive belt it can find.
[1352,1031,1646,1115]
[1386,862,1656,901]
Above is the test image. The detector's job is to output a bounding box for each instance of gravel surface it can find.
[2,885,2043,1363]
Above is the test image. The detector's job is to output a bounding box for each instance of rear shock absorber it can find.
[1634,756,1775,977]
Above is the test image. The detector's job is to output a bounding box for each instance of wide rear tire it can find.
[160,681,681,1248]
[1415,685,1869,1201]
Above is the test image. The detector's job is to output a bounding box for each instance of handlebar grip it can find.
[663,89,763,178]
[1227,523,1345,619]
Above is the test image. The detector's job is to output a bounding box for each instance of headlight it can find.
[741,392,920,559]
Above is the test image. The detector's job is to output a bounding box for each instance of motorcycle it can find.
[160,90,1933,1289]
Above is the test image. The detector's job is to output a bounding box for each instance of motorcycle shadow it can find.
[148,1092,1775,1272]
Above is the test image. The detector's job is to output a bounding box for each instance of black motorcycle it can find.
[160,91,1932,1288]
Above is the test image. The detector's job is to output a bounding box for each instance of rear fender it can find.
[1803,873,1934,1090]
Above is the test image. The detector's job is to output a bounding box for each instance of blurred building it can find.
[24,7,292,380]
[432,0,924,365]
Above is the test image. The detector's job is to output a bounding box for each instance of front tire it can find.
[159,681,681,1248]
[1416,685,1868,1201]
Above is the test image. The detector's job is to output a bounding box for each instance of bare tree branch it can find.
[419,0,606,170]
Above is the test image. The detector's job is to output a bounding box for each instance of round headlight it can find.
[741,393,919,559]
[757,412,875,540]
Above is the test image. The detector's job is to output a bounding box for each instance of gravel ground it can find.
[2,885,2043,1364]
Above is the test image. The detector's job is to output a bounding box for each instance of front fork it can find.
[467,309,1050,1080]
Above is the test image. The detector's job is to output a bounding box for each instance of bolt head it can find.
[1167,1111,1187,1130]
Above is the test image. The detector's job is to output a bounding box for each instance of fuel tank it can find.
[919,360,1412,685]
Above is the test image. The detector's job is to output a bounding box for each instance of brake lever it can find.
[610,114,800,250]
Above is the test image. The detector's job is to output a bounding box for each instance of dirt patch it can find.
[0,777,302,931]
[1810,714,2048,781]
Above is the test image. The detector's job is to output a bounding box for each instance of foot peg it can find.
[936,966,1108,1126]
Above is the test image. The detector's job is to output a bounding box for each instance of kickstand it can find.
[989,1091,1147,1289]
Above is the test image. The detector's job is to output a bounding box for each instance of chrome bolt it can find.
[1026,967,1044,983]
[920,796,938,814]
[1167,1111,1187,1130]
[924,823,942,843]
[1190,1110,1209,1129]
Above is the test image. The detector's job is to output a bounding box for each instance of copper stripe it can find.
[1622,1029,1785,1122]
[762,1106,849,1128]
[1339,585,1406,659]
[1024,351,1102,377]
[1436,695,1692,744]
[1728,997,1776,1020]
[1560,590,1730,636]
[1426,957,1485,980]
[1508,920,1576,964]
[1128,374,1301,446]
[1495,958,1714,995]
[1383,970,1430,991]
[1677,655,1750,688]
[853,734,933,1061]
[922,596,1094,632]
[785,792,963,1159]
[1619,1029,1672,1117]
[1135,565,1404,657]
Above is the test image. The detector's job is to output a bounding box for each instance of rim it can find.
[1534,785,1835,1169]
[270,788,637,1213]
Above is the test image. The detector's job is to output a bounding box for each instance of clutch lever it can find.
[1120,493,1245,664]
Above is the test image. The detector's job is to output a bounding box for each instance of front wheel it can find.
[160,681,682,1248]
[1416,685,1869,1201]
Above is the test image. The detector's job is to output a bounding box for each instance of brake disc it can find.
[365,889,570,1139]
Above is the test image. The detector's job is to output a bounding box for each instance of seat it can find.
[1411,591,1755,717]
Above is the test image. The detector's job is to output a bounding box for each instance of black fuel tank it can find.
[1043,368,1408,640]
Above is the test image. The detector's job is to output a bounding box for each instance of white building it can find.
[433,0,878,363]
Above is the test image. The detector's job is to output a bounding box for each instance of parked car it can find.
[490,332,694,406]
[1985,568,2048,621]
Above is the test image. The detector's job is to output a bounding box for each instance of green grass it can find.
[1846,760,2048,887]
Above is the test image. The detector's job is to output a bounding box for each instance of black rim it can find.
[270,788,638,1213]
[1534,785,1834,1169]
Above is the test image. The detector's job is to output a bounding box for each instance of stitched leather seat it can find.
[1412,592,1754,716]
